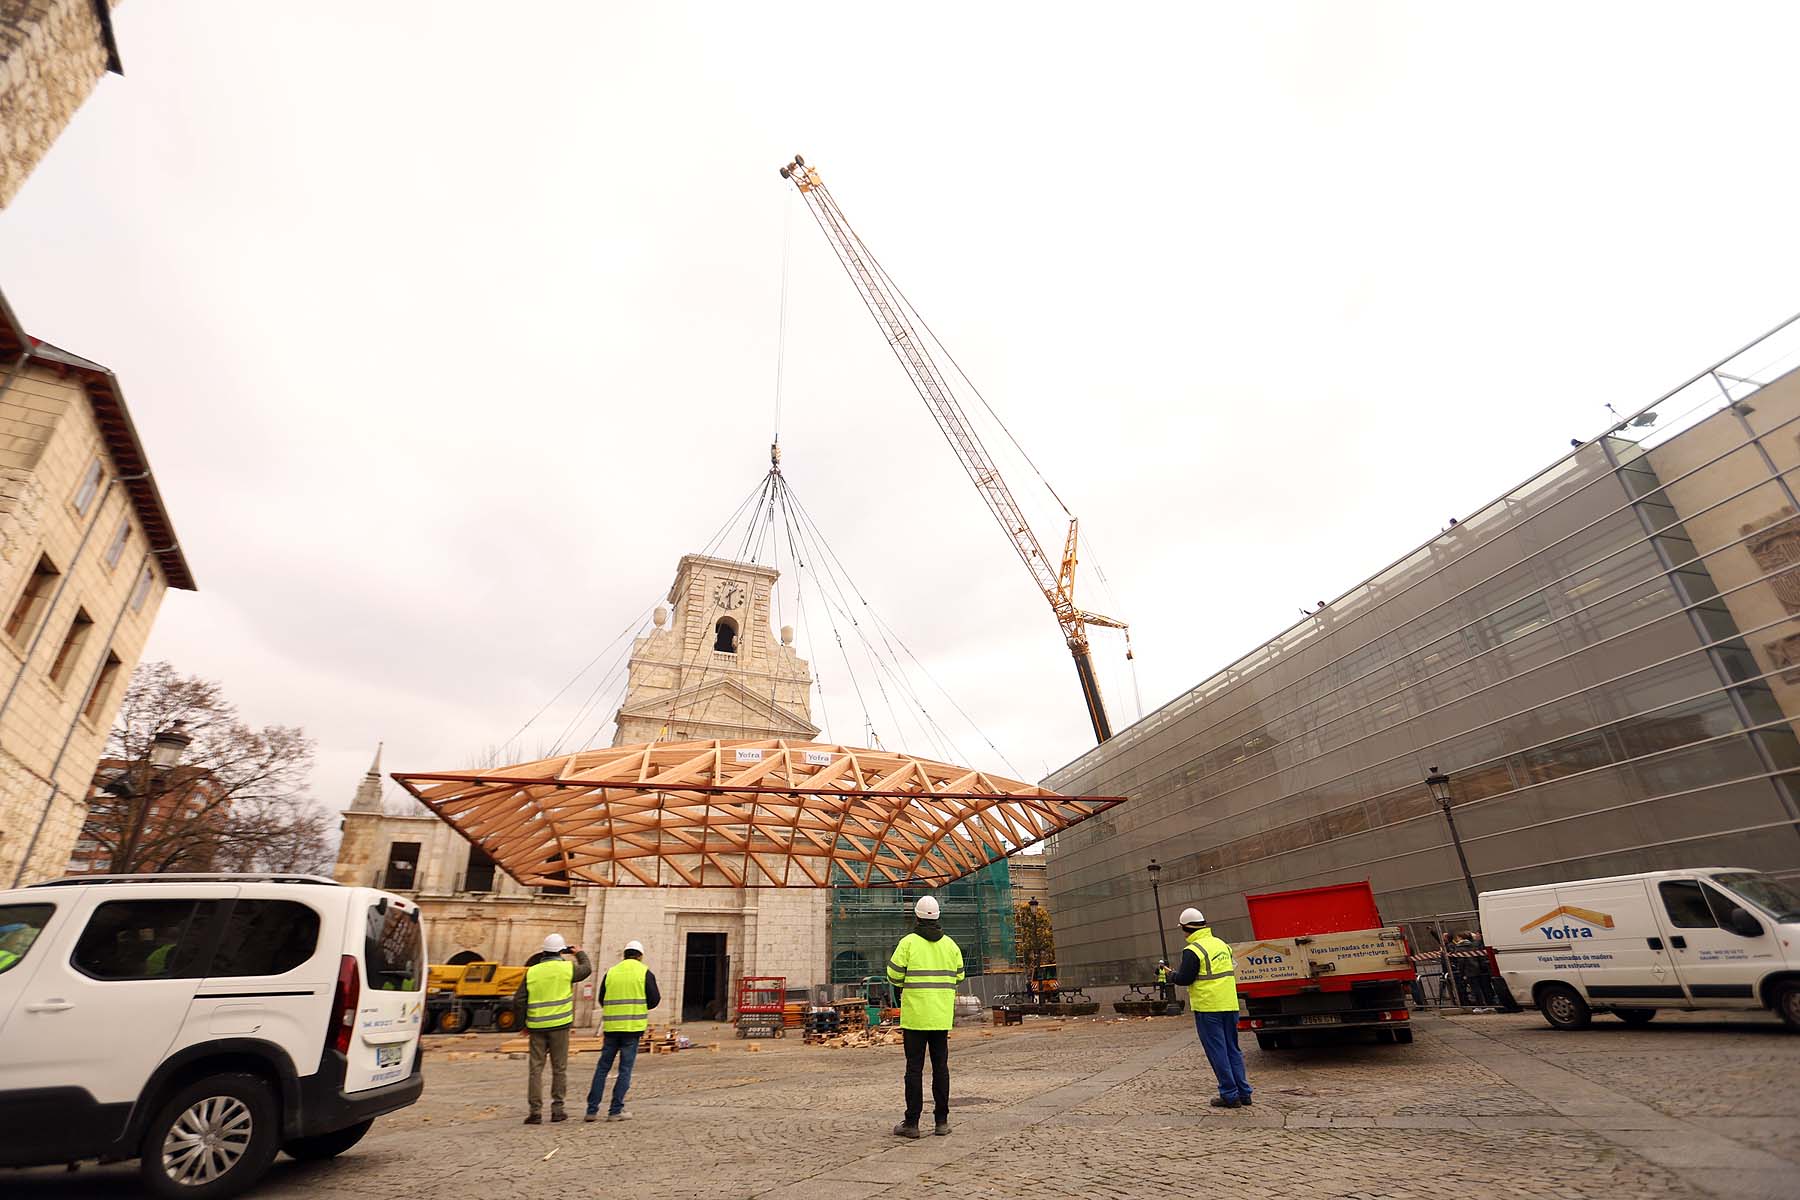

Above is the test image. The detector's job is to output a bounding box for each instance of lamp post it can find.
[1426,767,1480,911]
[1147,859,1170,965]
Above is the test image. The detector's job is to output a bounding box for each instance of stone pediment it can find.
[617,676,818,739]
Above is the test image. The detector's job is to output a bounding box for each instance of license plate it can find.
[376,1044,404,1067]
[1299,1014,1340,1026]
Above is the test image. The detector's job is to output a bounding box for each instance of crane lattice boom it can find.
[780,154,1129,742]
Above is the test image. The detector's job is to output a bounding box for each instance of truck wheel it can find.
[138,1072,280,1200]
[1254,1033,1278,1052]
[282,1120,372,1161]
[420,1008,436,1034]
[1393,1027,1414,1044]
[437,1006,468,1034]
[1538,983,1591,1030]
[494,1006,521,1032]
[1773,982,1800,1030]
[1614,1008,1656,1026]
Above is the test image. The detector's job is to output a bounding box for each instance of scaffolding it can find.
[829,858,1017,984]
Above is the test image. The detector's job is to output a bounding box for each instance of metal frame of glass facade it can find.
[1045,315,1800,987]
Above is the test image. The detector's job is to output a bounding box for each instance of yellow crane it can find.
[780,154,1130,742]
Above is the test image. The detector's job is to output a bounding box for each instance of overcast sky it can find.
[4,3,1799,819]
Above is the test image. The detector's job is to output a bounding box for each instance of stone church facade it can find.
[334,553,831,1026]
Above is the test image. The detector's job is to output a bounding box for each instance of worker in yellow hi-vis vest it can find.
[513,933,592,1124]
[886,895,964,1139]
[585,939,661,1122]
[1166,907,1252,1108]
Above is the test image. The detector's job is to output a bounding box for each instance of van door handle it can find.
[1669,936,1687,950]
[25,1000,74,1013]
[1646,937,1664,950]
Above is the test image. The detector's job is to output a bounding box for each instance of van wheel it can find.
[494,1006,521,1032]
[138,1073,279,1200]
[1774,983,1800,1030]
[437,1006,468,1034]
[283,1119,372,1161]
[1538,983,1591,1030]
[1615,1008,1656,1026]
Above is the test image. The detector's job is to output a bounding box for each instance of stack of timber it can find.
[812,1024,904,1050]
[496,1024,697,1056]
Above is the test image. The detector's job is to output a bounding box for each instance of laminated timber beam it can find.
[392,739,1124,889]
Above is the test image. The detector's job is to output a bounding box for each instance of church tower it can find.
[612,554,817,745]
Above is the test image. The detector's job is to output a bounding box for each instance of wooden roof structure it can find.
[392,739,1125,889]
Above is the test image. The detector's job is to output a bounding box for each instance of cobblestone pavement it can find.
[10,1012,1798,1200]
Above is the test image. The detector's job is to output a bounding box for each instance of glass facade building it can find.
[1045,318,1800,986]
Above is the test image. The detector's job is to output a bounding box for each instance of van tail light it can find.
[328,954,360,1056]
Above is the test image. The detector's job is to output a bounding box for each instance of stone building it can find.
[0,0,123,209]
[336,553,831,1025]
[0,291,194,886]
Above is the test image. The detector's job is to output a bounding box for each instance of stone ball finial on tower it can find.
[781,625,794,646]
[653,606,668,628]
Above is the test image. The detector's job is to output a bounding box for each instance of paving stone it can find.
[7,1013,1794,1200]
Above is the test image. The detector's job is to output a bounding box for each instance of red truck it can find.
[1234,881,1417,1050]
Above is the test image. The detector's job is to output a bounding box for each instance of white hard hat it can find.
[541,933,568,954]
[1179,907,1205,927]
[624,940,645,955]
[915,896,941,920]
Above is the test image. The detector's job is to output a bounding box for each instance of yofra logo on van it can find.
[1521,905,1615,940]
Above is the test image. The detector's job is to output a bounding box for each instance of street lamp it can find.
[1146,859,1170,965]
[1426,767,1480,911]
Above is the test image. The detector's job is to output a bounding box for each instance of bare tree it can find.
[86,662,330,875]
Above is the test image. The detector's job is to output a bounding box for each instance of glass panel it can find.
[208,901,320,977]
[0,903,55,975]
[364,903,423,991]
[73,899,214,980]
[1657,880,1717,929]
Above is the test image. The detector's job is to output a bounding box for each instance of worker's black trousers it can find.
[902,1028,950,1125]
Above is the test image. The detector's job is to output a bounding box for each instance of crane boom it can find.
[779,154,1129,743]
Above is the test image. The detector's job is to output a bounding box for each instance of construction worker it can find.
[887,895,964,1139]
[514,933,592,1124]
[585,939,661,1122]
[1166,907,1252,1108]
[1156,959,1171,1001]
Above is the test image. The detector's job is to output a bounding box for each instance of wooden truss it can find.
[392,740,1124,888]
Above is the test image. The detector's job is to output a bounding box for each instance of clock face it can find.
[713,580,746,610]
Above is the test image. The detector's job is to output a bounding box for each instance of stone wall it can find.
[0,359,168,885]
[0,0,117,209]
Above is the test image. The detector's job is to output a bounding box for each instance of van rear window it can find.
[364,903,422,991]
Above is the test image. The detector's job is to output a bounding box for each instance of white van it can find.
[0,874,426,1198]
[1479,867,1800,1031]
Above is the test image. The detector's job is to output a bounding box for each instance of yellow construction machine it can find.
[424,961,527,1033]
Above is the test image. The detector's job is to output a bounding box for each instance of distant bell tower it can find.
[348,744,384,813]
[612,555,817,745]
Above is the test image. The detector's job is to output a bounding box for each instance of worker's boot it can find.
[550,1109,568,1123]
[1238,1094,1253,1106]
[893,1122,921,1139]
[933,1120,951,1137]
[522,1113,542,1125]
[1209,1097,1240,1109]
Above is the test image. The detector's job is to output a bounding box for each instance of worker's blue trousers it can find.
[585,1031,639,1116]
[1193,1010,1252,1101]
